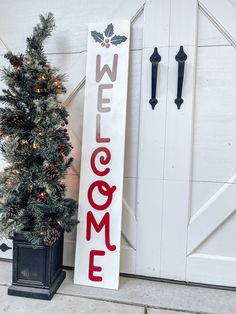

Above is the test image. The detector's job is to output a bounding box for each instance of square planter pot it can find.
[8,230,65,300]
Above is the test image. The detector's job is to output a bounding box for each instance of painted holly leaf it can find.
[104,23,114,37]
[91,31,104,43]
[110,35,127,46]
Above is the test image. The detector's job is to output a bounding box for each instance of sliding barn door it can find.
[187,0,236,287]
[162,0,236,287]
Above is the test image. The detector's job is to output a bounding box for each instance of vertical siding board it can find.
[160,0,198,280]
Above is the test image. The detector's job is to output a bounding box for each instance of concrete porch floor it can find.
[0,261,236,314]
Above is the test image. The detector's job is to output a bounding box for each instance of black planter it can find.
[8,230,65,300]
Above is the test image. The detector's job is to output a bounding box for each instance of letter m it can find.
[86,211,116,251]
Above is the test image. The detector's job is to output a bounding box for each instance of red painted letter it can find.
[86,211,116,251]
[96,114,110,143]
[88,180,116,211]
[89,250,105,281]
[90,147,111,176]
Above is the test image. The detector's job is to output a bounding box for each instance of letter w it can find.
[96,54,118,82]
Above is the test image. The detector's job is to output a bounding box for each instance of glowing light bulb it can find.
[32,142,39,149]
[13,169,20,175]
[11,91,16,97]
[39,191,47,200]
[5,180,12,186]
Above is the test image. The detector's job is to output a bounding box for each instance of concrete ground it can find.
[0,261,236,314]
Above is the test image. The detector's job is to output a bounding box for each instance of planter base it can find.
[9,230,65,300]
[8,270,66,300]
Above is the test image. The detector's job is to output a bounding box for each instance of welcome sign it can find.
[74,21,130,289]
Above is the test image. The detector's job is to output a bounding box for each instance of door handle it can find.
[149,47,161,110]
[174,46,187,109]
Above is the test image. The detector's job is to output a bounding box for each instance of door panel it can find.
[136,0,172,276]
[195,212,236,257]
[188,181,236,254]
[192,46,236,183]
[198,10,229,47]
[186,0,236,286]
[159,0,197,280]
[158,0,236,287]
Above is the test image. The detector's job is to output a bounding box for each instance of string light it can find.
[37,130,44,137]
[12,169,20,175]
[39,191,47,200]
[5,179,12,186]
[10,91,17,97]
[32,142,39,150]
[54,80,60,86]
[21,139,28,145]
[40,75,46,80]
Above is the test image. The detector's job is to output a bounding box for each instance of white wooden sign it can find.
[74,21,130,289]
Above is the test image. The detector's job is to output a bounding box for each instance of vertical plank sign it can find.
[74,21,130,289]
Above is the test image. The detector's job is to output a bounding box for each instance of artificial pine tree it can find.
[0,13,78,246]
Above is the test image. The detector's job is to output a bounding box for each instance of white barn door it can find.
[187,0,236,287]
[161,0,236,287]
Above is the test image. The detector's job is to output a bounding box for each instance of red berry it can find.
[105,43,110,48]
[105,39,109,43]
[64,129,67,132]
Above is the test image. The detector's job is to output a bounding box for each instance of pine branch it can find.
[26,12,55,58]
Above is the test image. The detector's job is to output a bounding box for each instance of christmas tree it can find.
[0,13,78,246]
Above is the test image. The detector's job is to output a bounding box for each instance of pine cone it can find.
[43,228,61,246]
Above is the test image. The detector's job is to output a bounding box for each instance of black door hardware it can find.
[0,242,12,252]
[174,46,187,109]
[149,47,161,110]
